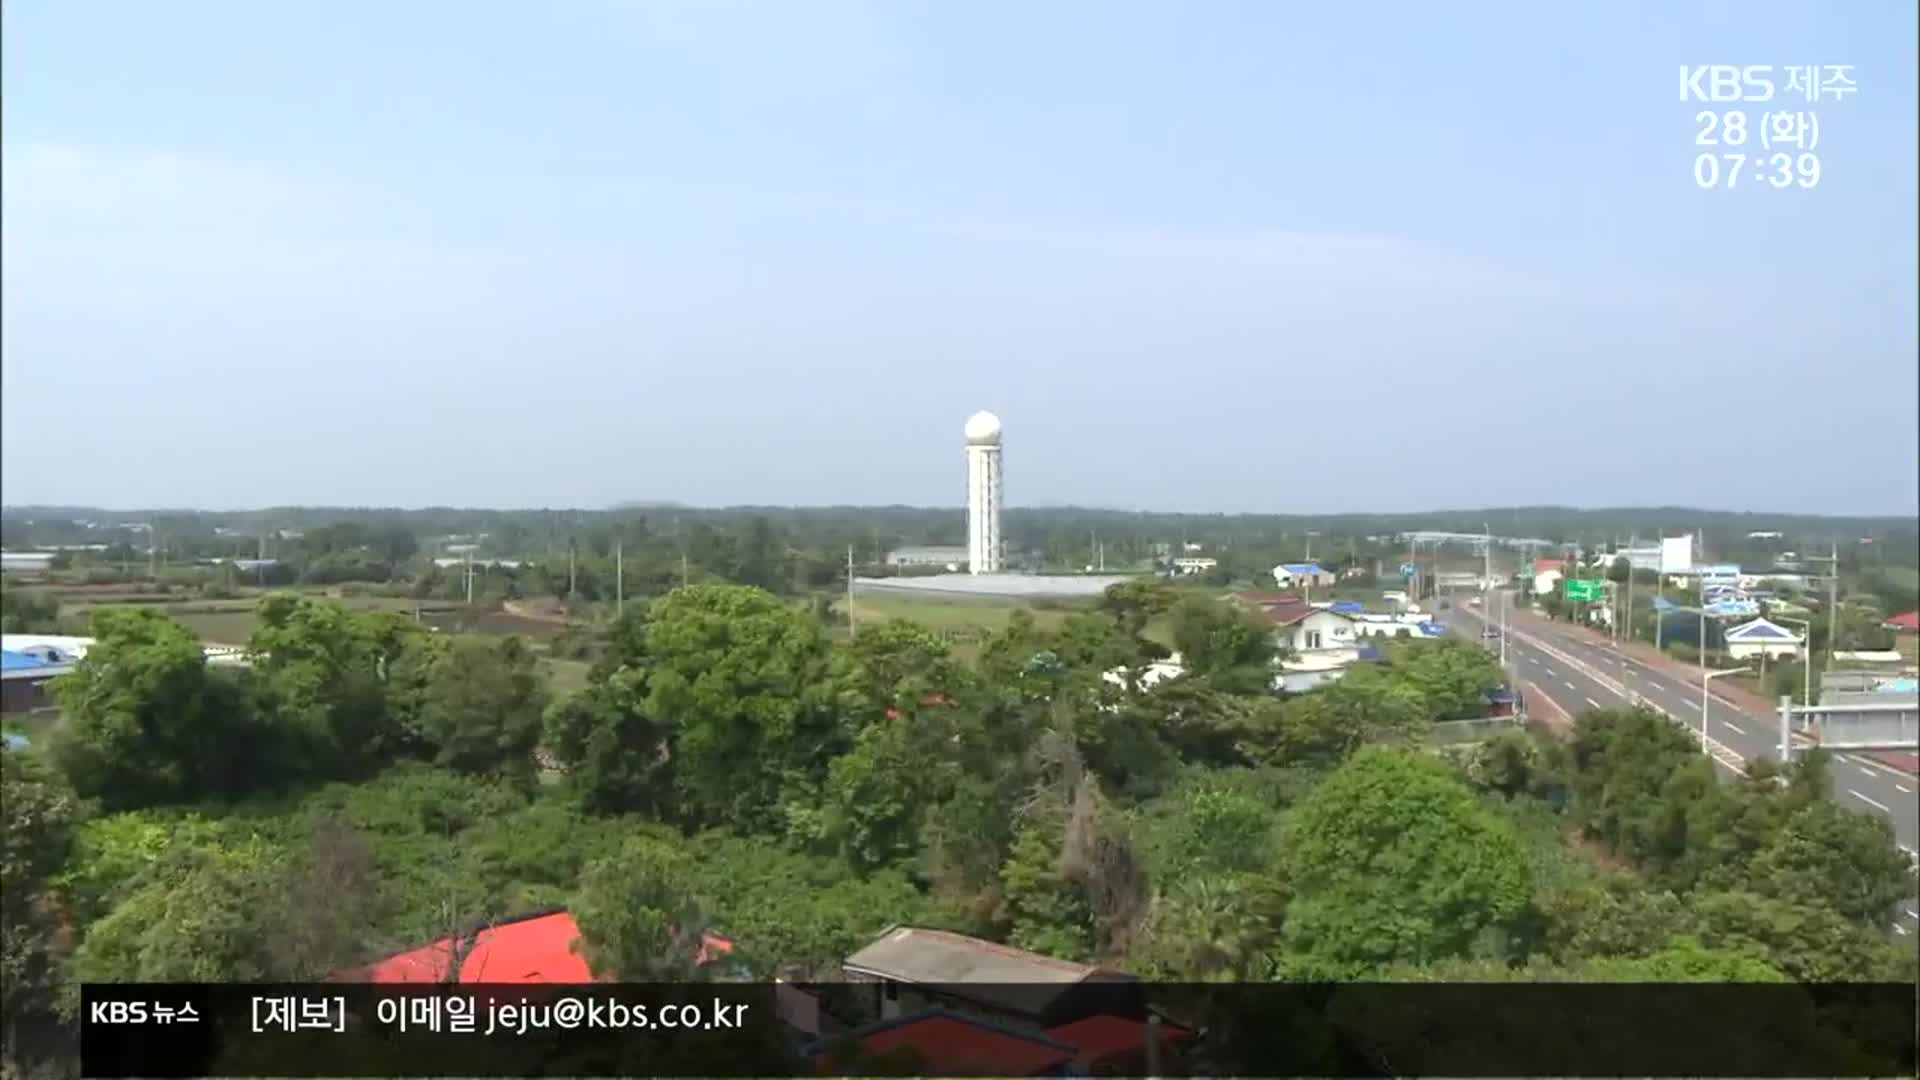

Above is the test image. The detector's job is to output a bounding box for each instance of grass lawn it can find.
[68,593,466,646]
[543,658,593,697]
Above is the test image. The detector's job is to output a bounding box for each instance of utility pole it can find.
[615,541,624,615]
[567,538,577,599]
[464,551,474,606]
[1825,539,1840,679]
[148,521,157,580]
[1625,535,1636,647]
[1698,569,1708,716]
[681,551,689,589]
[846,545,856,638]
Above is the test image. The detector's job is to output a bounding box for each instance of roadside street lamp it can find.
[1765,614,1813,706]
[1701,665,1752,752]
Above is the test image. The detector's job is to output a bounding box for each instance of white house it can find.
[1351,612,1435,639]
[1274,648,1363,693]
[1257,600,1357,653]
[0,552,57,575]
[1531,559,1566,597]
[1101,652,1186,693]
[1724,618,1803,661]
[1171,557,1218,576]
[1271,563,1335,590]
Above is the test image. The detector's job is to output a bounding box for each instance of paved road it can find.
[1442,591,1920,938]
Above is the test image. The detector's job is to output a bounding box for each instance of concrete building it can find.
[964,411,1004,575]
[1170,557,1217,576]
[1532,559,1565,596]
[1253,598,1358,653]
[1723,618,1803,661]
[0,552,57,575]
[1270,563,1334,590]
[885,546,970,569]
[2,649,74,713]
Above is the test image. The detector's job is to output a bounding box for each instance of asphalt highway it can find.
[1443,590,1920,937]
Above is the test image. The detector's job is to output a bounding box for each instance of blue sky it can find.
[3,1,1915,514]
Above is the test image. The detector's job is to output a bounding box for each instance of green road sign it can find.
[1565,579,1604,602]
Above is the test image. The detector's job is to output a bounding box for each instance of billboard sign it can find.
[1660,535,1695,575]
[1565,579,1605,602]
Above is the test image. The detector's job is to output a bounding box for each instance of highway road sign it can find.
[1565,579,1604,602]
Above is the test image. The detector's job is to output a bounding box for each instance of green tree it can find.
[543,669,670,816]
[1583,935,1785,982]
[1742,800,1916,926]
[1382,638,1503,721]
[834,619,969,725]
[1169,597,1276,694]
[1000,818,1093,960]
[50,608,265,808]
[246,594,427,776]
[819,718,935,870]
[0,587,62,633]
[1689,890,1913,982]
[1278,746,1531,976]
[1131,873,1286,980]
[1096,581,1176,654]
[571,837,709,980]
[416,637,549,776]
[2,751,78,1069]
[642,585,844,831]
[72,844,283,982]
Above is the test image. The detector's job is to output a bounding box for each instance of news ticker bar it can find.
[81,981,1917,1078]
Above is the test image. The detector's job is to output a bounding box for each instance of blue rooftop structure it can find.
[1329,601,1363,614]
[1277,563,1328,575]
[1,650,53,672]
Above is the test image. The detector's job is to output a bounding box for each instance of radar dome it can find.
[964,410,1003,445]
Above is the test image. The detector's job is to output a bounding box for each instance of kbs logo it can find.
[1680,65,1775,103]
[90,1001,148,1024]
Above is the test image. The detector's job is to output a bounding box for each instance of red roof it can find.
[821,1011,1075,1076]
[1885,611,1919,631]
[1234,591,1300,605]
[1047,1015,1192,1063]
[1534,559,1565,574]
[359,911,733,984]
[883,693,957,721]
[1253,599,1348,627]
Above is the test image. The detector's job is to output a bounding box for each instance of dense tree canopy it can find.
[1277,746,1532,977]
[5,569,1915,1077]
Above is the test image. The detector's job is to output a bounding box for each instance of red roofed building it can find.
[1885,611,1919,633]
[1532,559,1566,596]
[356,910,735,984]
[1048,1014,1192,1072]
[811,1009,1078,1076]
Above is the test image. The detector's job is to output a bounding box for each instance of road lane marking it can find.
[1898,785,1913,794]
[1860,766,1879,779]
[1848,789,1891,812]
[1845,754,1920,783]
[1527,656,1540,664]
[1564,681,1577,691]
[1899,925,1911,936]
[1544,667,1556,675]
[1586,697,1600,709]
[1720,720,1746,735]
